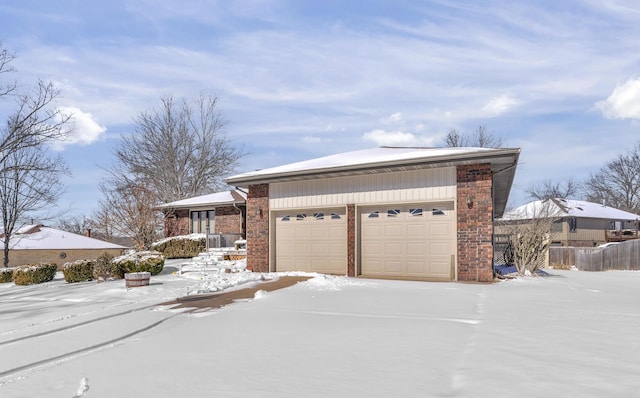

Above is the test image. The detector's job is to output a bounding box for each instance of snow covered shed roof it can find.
[500,198,640,221]
[226,146,521,217]
[3,225,128,250]
[156,190,247,210]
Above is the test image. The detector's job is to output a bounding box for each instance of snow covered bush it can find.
[151,234,205,259]
[0,267,15,283]
[12,263,58,285]
[113,251,165,275]
[92,252,121,281]
[62,259,95,283]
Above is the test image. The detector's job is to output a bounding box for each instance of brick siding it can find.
[164,209,190,237]
[347,204,355,277]
[246,184,269,272]
[211,206,245,236]
[456,164,494,282]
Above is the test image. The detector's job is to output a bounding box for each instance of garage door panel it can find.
[275,208,347,274]
[361,203,455,280]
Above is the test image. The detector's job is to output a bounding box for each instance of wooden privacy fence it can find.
[549,241,640,271]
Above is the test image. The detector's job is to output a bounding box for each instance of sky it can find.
[1,0,640,220]
[2,261,640,396]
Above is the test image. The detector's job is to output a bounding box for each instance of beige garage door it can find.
[275,208,347,274]
[360,203,455,280]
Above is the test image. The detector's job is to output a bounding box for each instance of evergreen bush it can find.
[0,267,15,283]
[151,234,205,259]
[62,259,95,283]
[93,252,122,281]
[13,263,58,285]
[113,251,165,275]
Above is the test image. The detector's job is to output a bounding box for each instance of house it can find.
[225,146,521,282]
[1,225,128,268]
[497,198,640,247]
[157,190,246,247]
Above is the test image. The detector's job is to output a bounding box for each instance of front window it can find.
[191,210,215,233]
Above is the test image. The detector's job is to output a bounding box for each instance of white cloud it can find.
[302,135,332,144]
[53,106,107,150]
[482,94,519,117]
[380,112,403,124]
[596,77,640,120]
[362,129,417,146]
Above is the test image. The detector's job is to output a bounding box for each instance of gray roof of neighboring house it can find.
[226,146,520,217]
[500,198,640,221]
[3,225,128,250]
[156,190,247,210]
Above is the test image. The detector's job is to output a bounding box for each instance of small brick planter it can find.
[125,272,151,288]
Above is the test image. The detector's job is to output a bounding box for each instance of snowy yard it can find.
[1,260,640,397]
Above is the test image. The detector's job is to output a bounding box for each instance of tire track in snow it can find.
[0,304,156,348]
[0,311,180,384]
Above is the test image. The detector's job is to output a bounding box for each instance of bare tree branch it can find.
[583,142,640,213]
[525,178,581,200]
[443,125,503,148]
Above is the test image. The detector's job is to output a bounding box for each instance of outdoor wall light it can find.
[466,194,474,209]
[256,208,262,217]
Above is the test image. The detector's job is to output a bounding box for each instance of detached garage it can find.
[226,146,520,282]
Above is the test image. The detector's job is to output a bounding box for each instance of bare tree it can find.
[499,200,560,275]
[0,44,72,267]
[583,143,640,214]
[89,207,118,243]
[114,93,243,203]
[525,178,581,200]
[57,215,93,235]
[97,180,161,250]
[98,93,244,247]
[0,146,69,266]
[443,125,503,148]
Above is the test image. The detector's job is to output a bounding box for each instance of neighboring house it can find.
[225,146,521,282]
[157,190,246,247]
[497,198,640,247]
[1,225,128,268]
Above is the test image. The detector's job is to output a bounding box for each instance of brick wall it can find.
[347,204,355,277]
[164,209,190,237]
[7,248,126,270]
[246,184,269,272]
[457,164,494,282]
[212,206,245,236]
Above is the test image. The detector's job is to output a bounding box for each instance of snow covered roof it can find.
[156,190,247,210]
[500,198,640,221]
[2,225,128,250]
[226,146,520,217]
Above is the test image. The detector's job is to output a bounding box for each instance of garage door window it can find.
[368,211,380,218]
[331,213,341,220]
[296,214,307,220]
[432,208,445,215]
[410,208,423,216]
[314,213,324,220]
[281,215,291,221]
[387,209,401,217]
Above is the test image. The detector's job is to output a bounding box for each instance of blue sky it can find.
[1,0,640,219]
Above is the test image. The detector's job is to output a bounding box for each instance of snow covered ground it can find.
[1,260,640,397]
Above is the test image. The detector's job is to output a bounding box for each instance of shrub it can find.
[13,263,58,285]
[62,259,95,283]
[0,267,15,283]
[113,251,165,275]
[93,252,122,281]
[151,234,205,259]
